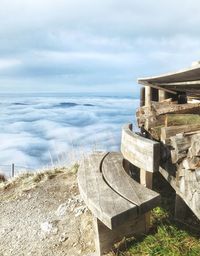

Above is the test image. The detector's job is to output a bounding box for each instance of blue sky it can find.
[0,0,200,95]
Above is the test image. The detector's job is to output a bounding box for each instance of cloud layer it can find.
[0,0,200,93]
[0,93,139,175]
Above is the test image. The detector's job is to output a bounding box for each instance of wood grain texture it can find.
[77,152,138,229]
[94,215,147,256]
[140,169,153,189]
[102,152,160,214]
[145,86,151,107]
[136,102,200,131]
[161,124,200,143]
[165,114,200,127]
[159,90,167,102]
[121,124,160,172]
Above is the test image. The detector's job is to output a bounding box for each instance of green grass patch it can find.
[117,174,200,256]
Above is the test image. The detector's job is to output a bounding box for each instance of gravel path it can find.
[0,169,95,256]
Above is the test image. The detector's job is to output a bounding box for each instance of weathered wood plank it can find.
[121,124,160,172]
[136,102,200,130]
[94,215,147,256]
[102,152,160,214]
[161,124,200,143]
[153,102,200,116]
[165,114,200,127]
[140,169,153,189]
[138,80,176,94]
[140,87,145,107]
[77,152,138,229]
[159,90,167,102]
[145,86,151,107]
[170,133,191,153]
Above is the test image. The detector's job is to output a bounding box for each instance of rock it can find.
[56,203,69,217]
[40,220,58,235]
[74,206,87,217]
[56,195,85,217]
[41,221,53,233]
[182,157,200,170]
[195,168,200,182]
[188,134,200,156]
[59,233,69,243]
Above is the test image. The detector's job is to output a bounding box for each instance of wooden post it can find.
[11,163,15,177]
[140,169,153,232]
[145,86,151,107]
[140,169,153,189]
[140,87,145,107]
[138,90,156,227]
[94,215,147,256]
[159,90,167,102]
[140,168,153,230]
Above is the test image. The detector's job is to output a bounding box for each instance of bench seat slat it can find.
[78,153,138,229]
[102,152,160,214]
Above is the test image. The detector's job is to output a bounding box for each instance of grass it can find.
[0,164,79,200]
[116,173,200,256]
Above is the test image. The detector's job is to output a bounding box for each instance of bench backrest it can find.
[121,124,160,172]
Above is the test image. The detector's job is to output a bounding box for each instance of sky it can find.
[0,0,200,94]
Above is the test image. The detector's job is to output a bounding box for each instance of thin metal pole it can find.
[11,163,15,177]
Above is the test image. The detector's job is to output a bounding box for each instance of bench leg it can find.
[140,169,153,189]
[93,214,147,256]
[140,169,153,232]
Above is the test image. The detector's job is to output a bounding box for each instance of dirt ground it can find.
[0,167,95,256]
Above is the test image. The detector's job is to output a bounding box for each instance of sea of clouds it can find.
[0,93,139,175]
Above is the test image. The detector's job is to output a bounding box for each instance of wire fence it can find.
[0,164,36,178]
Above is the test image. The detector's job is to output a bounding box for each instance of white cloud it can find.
[0,0,200,92]
[0,59,21,69]
[0,94,139,174]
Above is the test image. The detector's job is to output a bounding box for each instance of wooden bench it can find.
[78,152,160,255]
[121,123,160,189]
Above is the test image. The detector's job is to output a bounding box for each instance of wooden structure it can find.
[78,62,200,255]
[121,124,160,189]
[78,152,160,255]
[138,61,200,222]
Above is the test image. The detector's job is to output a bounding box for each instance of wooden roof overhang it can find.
[138,63,200,97]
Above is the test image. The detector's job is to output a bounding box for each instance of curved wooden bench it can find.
[121,124,160,173]
[121,123,160,190]
[102,152,160,215]
[78,152,160,255]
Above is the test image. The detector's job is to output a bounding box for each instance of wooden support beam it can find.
[156,80,200,87]
[94,215,147,256]
[145,86,151,107]
[161,124,200,143]
[159,90,167,102]
[140,169,153,190]
[140,169,153,232]
[165,114,200,127]
[138,81,177,95]
[140,87,145,107]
